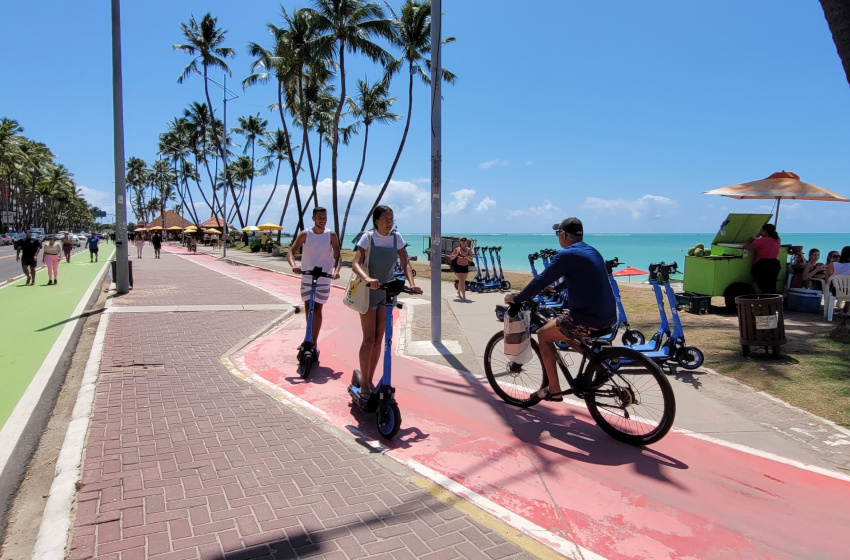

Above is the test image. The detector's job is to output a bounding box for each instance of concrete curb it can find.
[0,253,112,545]
[30,306,111,559]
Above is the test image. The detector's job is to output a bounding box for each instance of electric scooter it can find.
[604,258,646,346]
[348,279,417,439]
[640,262,704,371]
[297,266,333,379]
[490,247,511,290]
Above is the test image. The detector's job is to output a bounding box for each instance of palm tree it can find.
[173,12,245,228]
[151,158,176,230]
[359,0,456,233]
[820,0,850,88]
[300,0,394,234]
[125,157,150,223]
[244,20,308,233]
[233,114,267,224]
[183,101,223,223]
[340,77,399,241]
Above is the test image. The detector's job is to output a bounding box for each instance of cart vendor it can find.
[744,223,781,294]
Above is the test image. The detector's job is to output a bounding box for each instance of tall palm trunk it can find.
[341,123,370,242]
[298,77,319,209]
[277,83,305,232]
[255,158,282,224]
[244,141,256,224]
[360,60,414,232]
[820,0,850,88]
[330,43,347,235]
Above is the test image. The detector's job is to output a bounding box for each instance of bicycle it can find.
[484,301,676,445]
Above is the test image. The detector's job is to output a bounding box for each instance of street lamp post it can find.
[110,0,130,293]
[430,0,442,343]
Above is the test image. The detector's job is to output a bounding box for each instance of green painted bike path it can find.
[0,248,114,429]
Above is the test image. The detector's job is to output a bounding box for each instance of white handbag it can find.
[503,307,532,364]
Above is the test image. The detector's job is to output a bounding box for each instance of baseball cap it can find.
[552,217,583,237]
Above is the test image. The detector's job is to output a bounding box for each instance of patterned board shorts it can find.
[554,310,595,340]
[300,279,331,304]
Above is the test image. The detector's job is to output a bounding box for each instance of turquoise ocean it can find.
[341,232,849,282]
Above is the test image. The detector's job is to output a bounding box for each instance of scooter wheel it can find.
[677,346,704,370]
[299,352,313,379]
[500,280,511,290]
[376,402,401,439]
[621,329,646,346]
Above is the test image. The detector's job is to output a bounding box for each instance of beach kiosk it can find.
[683,213,790,309]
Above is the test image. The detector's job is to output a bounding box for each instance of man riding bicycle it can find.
[505,217,617,401]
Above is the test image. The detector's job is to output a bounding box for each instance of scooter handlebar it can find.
[301,266,334,279]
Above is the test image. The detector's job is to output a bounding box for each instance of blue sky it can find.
[3,0,850,234]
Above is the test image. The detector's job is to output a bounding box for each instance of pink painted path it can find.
[168,246,850,560]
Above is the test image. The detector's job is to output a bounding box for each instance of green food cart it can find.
[683,213,790,309]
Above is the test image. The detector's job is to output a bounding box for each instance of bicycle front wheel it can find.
[584,347,675,445]
[484,331,545,407]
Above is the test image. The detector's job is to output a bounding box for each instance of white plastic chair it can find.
[824,274,850,321]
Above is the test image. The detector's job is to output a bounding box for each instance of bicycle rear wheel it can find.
[584,347,675,445]
[484,331,545,407]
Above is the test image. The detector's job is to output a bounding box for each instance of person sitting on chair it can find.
[825,246,850,316]
[801,248,826,289]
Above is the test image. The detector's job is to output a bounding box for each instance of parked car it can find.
[58,231,82,247]
[30,228,45,242]
[75,232,89,244]
[1,233,13,246]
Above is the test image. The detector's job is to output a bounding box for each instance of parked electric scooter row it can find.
[456,246,511,293]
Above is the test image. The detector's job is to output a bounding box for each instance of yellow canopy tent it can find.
[167,226,183,231]
[148,226,163,231]
[204,228,222,234]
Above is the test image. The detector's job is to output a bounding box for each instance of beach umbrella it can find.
[257,222,283,231]
[148,225,163,230]
[184,226,197,232]
[612,266,649,282]
[242,225,260,232]
[204,228,222,234]
[703,171,849,226]
[167,226,183,231]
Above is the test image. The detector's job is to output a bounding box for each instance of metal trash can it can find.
[735,294,785,358]
[111,260,133,288]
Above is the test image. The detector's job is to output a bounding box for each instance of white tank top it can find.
[300,229,335,280]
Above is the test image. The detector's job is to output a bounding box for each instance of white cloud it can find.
[506,199,562,218]
[525,161,533,166]
[476,197,496,212]
[77,185,116,216]
[444,189,476,214]
[479,159,507,169]
[582,194,677,220]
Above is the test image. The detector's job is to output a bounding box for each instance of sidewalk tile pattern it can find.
[69,254,535,559]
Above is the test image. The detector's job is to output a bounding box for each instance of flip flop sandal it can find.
[537,387,563,402]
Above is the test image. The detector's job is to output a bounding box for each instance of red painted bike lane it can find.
[170,248,850,560]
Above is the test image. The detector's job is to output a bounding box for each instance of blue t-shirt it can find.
[88,236,100,251]
[514,241,617,329]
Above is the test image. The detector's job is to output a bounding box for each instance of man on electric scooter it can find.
[505,217,617,401]
[288,207,342,350]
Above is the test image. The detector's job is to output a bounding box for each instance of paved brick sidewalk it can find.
[68,252,538,559]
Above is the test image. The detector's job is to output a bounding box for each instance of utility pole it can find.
[222,74,228,258]
[110,0,130,293]
[430,0,442,343]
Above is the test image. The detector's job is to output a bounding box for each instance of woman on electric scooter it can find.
[351,206,421,399]
[450,237,473,301]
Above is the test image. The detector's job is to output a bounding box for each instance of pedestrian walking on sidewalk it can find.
[42,235,62,285]
[288,207,342,347]
[450,237,473,301]
[152,231,162,258]
[61,232,74,263]
[350,206,421,397]
[88,231,100,263]
[134,232,145,258]
[16,230,41,285]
